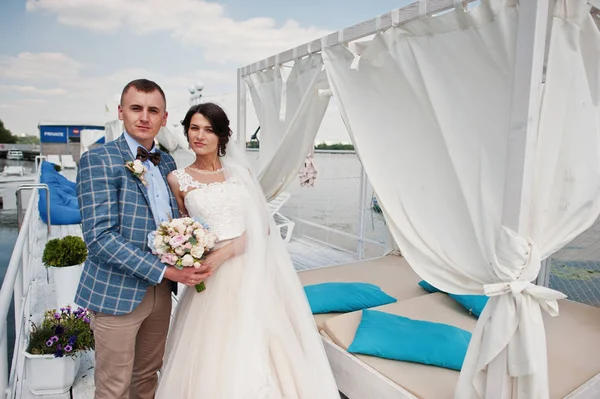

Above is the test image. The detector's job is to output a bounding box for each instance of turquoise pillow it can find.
[304,282,397,314]
[348,310,471,371]
[418,280,441,293]
[418,280,488,318]
[448,294,489,317]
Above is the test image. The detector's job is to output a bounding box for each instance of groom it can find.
[76,79,211,399]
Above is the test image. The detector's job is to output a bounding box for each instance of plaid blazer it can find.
[75,134,178,315]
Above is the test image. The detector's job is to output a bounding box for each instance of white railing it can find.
[0,166,47,399]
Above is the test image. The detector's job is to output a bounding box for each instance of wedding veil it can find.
[218,142,339,398]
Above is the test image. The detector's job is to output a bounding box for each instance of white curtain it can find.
[80,129,105,156]
[246,55,330,200]
[156,125,185,153]
[322,0,600,398]
[104,119,122,143]
[246,67,284,171]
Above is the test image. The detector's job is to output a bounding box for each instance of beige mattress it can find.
[323,293,475,399]
[321,293,600,399]
[298,255,428,329]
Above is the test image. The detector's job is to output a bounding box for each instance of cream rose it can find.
[181,254,194,267]
[190,245,205,259]
[196,235,208,248]
[132,159,145,174]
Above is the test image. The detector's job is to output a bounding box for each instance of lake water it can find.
[0,227,17,371]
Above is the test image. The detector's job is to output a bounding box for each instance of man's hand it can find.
[164,264,211,287]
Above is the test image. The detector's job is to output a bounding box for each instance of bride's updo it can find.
[181,102,232,156]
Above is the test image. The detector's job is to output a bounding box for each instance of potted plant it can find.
[43,235,87,309]
[23,306,94,395]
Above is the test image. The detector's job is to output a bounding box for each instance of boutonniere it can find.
[125,159,148,186]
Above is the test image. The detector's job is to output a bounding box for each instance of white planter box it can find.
[52,264,83,309]
[23,351,81,395]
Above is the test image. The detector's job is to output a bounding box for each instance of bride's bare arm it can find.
[167,172,189,217]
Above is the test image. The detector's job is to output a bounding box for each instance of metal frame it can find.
[0,171,44,398]
[234,0,600,398]
[235,0,480,147]
[16,184,50,235]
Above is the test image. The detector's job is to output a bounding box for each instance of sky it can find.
[0,0,410,142]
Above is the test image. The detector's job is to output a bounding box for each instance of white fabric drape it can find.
[104,119,122,143]
[246,67,284,171]
[80,129,105,156]
[246,55,330,200]
[322,0,600,398]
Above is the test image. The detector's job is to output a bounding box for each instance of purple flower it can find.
[68,335,77,345]
[50,335,59,343]
[60,307,65,312]
[54,344,63,358]
[64,345,72,353]
[55,325,64,335]
[53,312,61,320]
[45,339,53,347]
[84,317,90,323]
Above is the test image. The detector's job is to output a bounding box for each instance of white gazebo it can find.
[236,0,600,398]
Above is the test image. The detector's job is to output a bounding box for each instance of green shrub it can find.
[42,236,87,267]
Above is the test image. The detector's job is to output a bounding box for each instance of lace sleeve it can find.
[172,169,192,192]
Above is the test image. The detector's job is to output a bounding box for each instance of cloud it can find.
[0,85,67,95]
[0,52,83,81]
[0,52,238,135]
[26,0,331,64]
[17,99,49,104]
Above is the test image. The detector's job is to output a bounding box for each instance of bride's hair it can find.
[181,102,232,156]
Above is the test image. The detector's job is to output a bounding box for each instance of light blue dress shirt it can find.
[124,131,172,282]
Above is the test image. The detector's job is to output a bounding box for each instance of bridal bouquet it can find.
[148,217,217,292]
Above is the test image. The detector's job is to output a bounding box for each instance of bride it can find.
[156,103,339,398]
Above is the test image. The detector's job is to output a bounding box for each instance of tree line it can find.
[246,141,354,151]
[0,119,40,144]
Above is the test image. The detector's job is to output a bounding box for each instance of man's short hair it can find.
[120,79,166,108]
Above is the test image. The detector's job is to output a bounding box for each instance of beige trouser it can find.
[90,281,172,399]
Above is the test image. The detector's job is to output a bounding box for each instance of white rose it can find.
[174,247,185,256]
[154,234,165,248]
[163,236,170,243]
[194,228,205,238]
[181,254,194,267]
[176,224,187,234]
[196,235,208,248]
[205,235,215,249]
[155,245,167,255]
[183,217,194,225]
[192,222,202,229]
[132,159,145,174]
[190,245,204,259]
[186,226,194,234]
[170,218,184,228]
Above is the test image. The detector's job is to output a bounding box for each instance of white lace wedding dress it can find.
[156,169,339,399]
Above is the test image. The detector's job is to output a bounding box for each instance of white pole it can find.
[236,68,247,151]
[0,327,7,399]
[491,0,550,397]
[357,166,368,260]
[501,0,550,234]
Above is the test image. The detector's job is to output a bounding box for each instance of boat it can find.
[6,150,23,161]
[2,0,600,398]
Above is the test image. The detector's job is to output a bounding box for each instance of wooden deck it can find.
[16,221,357,398]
